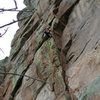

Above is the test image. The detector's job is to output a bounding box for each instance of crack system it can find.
[3,0,82,99]
[9,65,30,100]
[55,0,81,99]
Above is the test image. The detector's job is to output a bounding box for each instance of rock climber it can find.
[44,26,52,37]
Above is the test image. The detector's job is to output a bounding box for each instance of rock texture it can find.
[0,57,8,99]
[1,0,100,100]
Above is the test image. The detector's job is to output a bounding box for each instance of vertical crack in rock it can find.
[53,0,62,14]
[47,0,81,99]
[9,65,30,100]
[60,0,80,25]
[54,0,62,7]
[34,83,46,100]
[58,0,81,99]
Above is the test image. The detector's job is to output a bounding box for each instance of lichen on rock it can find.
[1,0,100,100]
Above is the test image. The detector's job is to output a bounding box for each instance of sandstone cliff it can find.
[0,0,100,100]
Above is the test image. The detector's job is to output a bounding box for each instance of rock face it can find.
[1,0,100,100]
[0,57,8,99]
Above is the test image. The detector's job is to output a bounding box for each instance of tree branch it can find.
[0,71,49,84]
[0,0,18,12]
[0,48,4,54]
[0,9,20,12]
[14,0,18,9]
[0,15,31,29]
[0,27,9,37]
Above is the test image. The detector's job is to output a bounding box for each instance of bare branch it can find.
[0,9,20,12]
[0,0,18,12]
[0,48,4,54]
[0,71,49,84]
[0,27,9,37]
[0,15,31,29]
[14,0,18,9]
